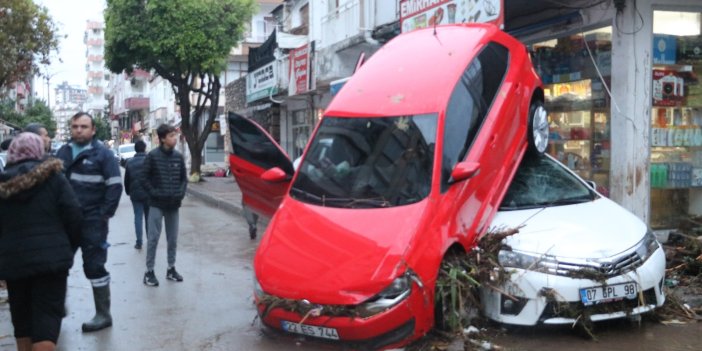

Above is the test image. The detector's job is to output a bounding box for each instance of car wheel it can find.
[528,100,549,154]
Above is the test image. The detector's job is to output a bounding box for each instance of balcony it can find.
[88,71,103,78]
[124,97,149,110]
[87,38,104,46]
[87,55,104,62]
[320,0,361,49]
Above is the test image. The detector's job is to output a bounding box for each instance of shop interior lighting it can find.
[653,11,701,36]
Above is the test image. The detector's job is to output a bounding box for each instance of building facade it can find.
[84,20,110,118]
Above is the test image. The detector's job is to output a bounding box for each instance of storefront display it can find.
[530,27,612,195]
[649,11,702,229]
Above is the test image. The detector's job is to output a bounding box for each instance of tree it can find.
[0,99,55,134]
[22,99,56,134]
[93,113,111,141]
[0,0,60,93]
[104,0,255,176]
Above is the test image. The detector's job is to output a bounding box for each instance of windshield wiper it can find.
[290,187,324,204]
[320,196,392,208]
[538,195,594,206]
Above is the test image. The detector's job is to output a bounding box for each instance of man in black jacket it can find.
[124,140,149,250]
[142,124,187,287]
[56,112,122,332]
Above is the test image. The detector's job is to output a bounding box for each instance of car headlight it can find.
[498,249,558,273]
[356,274,412,318]
[635,230,660,262]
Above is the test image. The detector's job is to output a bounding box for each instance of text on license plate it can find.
[281,321,340,340]
[580,282,638,305]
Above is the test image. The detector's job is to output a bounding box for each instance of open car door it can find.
[228,112,294,219]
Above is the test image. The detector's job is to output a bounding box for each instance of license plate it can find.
[280,321,340,340]
[580,282,638,306]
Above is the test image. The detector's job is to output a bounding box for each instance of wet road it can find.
[1,190,701,350]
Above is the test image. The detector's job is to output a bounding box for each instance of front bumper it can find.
[481,247,666,325]
[255,284,429,349]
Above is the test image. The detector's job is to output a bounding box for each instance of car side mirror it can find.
[260,167,289,182]
[450,161,480,183]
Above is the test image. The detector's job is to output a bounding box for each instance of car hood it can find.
[255,196,431,305]
[491,197,647,259]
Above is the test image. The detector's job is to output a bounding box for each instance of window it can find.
[441,42,508,192]
[291,109,313,160]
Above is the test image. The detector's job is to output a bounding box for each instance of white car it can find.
[482,154,666,326]
[118,143,136,166]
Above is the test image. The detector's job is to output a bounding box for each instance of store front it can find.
[649,9,702,229]
[529,27,613,196]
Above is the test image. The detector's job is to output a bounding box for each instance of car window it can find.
[441,42,509,192]
[291,115,437,208]
[119,144,135,153]
[500,154,597,210]
[229,114,294,174]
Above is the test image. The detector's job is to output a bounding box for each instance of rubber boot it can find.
[82,285,113,332]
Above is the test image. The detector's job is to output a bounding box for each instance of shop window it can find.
[529,26,613,196]
[650,10,702,230]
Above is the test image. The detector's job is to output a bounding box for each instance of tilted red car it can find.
[228,23,548,349]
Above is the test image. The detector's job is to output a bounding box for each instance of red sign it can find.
[289,44,310,95]
[653,69,684,107]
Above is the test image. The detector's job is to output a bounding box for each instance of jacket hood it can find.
[0,158,63,200]
[254,197,430,305]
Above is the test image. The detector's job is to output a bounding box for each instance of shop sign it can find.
[677,36,702,61]
[652,69,684,107]
[289,43,313,96]
[653,34,677,65]
[246,61,278,103]
[400,0,503,33]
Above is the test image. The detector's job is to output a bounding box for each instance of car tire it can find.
[527,100,549,154]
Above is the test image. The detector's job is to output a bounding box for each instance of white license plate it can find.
[580,282,638,306]
[281,320,340,340]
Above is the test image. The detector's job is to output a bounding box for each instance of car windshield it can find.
[500,154,597,210]
[290,114,437,208]
[119,144,135,153]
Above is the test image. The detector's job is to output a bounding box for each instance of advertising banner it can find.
[246,61,278,103]
[400,0,503,33]
[289,44,312,96]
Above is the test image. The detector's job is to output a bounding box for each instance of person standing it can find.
[142,124,187,287]
[124,140,149,250]
[56,112,122,332]
[0,133,83,351]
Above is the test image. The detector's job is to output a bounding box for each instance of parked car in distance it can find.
[483,153,666,326]
[229,23,548,349]
[118,143,136,166]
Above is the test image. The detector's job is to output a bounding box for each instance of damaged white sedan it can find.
[483,154,666,326]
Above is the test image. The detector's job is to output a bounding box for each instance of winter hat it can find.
[7,132,45,164]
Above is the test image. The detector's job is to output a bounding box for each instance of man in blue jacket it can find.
[56,112,122,332]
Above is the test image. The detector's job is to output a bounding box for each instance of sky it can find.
[32,0,106,102]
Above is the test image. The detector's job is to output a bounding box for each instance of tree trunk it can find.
[189,143,203,176]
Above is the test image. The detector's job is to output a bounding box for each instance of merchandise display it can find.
[649,11,702,229]
[530,28,612,195]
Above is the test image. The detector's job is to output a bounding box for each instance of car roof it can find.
[325,23,516,117]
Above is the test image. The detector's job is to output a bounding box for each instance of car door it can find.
[228,112,294,218]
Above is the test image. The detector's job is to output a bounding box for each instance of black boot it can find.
[82,285,113,332]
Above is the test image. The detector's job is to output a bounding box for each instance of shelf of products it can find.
[543,79,611,188]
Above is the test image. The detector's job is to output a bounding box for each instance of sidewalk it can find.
[185,175,244,215]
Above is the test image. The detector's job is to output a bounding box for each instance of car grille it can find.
[550,251,643,279]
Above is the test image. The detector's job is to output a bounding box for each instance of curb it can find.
[186,187,243,216]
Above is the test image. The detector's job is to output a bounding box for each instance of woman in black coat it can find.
[0,132,82,351]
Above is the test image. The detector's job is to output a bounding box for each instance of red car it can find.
[229,23,547,349]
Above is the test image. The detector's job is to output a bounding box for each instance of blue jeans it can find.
[131,199,149,245]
